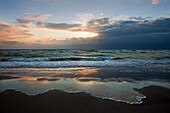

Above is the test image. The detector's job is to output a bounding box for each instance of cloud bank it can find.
[15,15,51,27]
[1,15,170,49]
[41,17,170,49]
[36,21,82,30]
[0,22,33,39]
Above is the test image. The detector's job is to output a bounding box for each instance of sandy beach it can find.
[1,0,170,111]
[0,50,170,113]
[0,85,169,113]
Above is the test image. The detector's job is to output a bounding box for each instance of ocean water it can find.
[0,49,170,104]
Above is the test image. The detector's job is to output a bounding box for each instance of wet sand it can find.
[0,75,21,80]
[0,85,170,113]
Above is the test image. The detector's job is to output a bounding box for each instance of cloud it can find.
[71,18,115,33]
[33,16,170,49]
[1,41,21,45]
[152,0,161,5]
[70,15,135,33]
[23,9,32,15]
[0,40,27,49]
[101,18,170,37]
[36,21,82,30]
[22,15,51,20]
[15,15,51,27]
[42,17,170,49]
[35,15,129,33]
[74,13,98,24]
[87,18,113,26]
[2,16,170,49]
[0,22,33,39]
[127,16,151,20]
[15,18,33,27]
[69,16,126,33]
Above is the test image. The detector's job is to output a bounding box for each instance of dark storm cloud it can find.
[36,21,82,30]
[100,18,170,37]
[65,17,170,49]
[26,17,170,49]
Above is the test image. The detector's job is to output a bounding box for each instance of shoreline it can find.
[0,87,146,105]
[0,85,170,113]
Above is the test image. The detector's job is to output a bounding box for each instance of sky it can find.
[0,0,170,49]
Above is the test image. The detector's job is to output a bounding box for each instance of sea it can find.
[0,49,170,104]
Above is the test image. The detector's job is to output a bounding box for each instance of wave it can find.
[0,59,170,68]
[0,57,120,62]
[153,56,170,60]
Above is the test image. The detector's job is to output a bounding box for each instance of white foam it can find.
[2,87,146,105]
[0,59,170,68]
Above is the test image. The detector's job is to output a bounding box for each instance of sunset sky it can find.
[0,0,170,49]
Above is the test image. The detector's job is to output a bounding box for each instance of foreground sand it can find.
[0,85,170,113]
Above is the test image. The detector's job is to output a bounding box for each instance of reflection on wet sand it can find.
[1,67,170,85]
[75,68,99,75]
[0,67,170,85]
[0,66,170,103]
[0,75,21,80]
[77,77,100,82]
[12,67,170,83]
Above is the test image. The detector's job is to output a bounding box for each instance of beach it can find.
[0,85,170,113]
[0,49,170,113]
[1,0,170,112]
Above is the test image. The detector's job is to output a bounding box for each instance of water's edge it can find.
[0,85,151,105]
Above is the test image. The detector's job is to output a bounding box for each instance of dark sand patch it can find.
[37,78,59,81]
[133,85,170,104]
[77,78,100,82]
[0,75,21,80]
[0,85,170,113]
